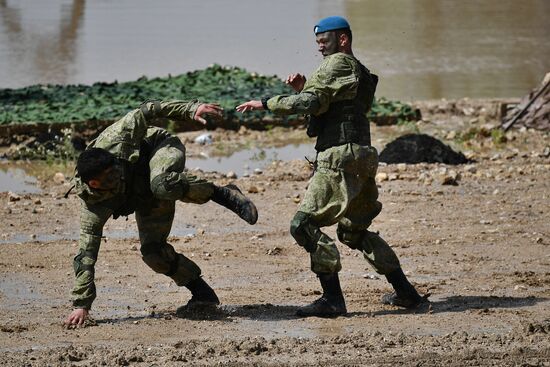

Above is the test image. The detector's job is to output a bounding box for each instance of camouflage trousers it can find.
[291,143,401,275]
[139,134,214,287]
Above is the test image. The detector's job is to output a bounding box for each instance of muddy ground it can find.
[0,99,549,366]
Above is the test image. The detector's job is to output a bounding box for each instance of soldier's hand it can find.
[64,308,89,327]
[285,73,306,92]
[194,103,223,125]
[236,100,264,113]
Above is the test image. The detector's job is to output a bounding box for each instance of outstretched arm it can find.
[64,202,112,327]
[140,100,223,125]
[236,92,321,116]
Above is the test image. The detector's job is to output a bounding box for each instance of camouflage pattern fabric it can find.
[266,53,363,116]
[298,143,400,275]
[71,100,213,310]
[267,53,401,275]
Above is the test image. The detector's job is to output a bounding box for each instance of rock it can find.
[267,247,282,255]
[53,172,66,184]
[464,164,477,173]
[8,192,21,202]
[441,175,458,185]
[253,168,263,175]
[445,131,457,140]
[34,199,42,205]
[362,273,379,280]
[376,172,389,182]
[226,171,237,179]
[248,186,259,194]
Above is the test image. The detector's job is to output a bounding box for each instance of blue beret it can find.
[314,16,350,34]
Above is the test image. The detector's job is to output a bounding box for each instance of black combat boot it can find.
[211,184,258,225]
[296,273,347,317]
[179,277,220,312]
[381,268,424,309]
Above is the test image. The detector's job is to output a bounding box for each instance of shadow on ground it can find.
[373,295,547,316]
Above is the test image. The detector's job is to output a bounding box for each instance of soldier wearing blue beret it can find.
[238,16,426,317]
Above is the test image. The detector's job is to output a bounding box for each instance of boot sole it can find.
[226,184,258,224]
[296,309,347,318]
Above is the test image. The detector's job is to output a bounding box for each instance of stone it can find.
[8,192,21,202]
[53,172,66,185]
[445,131,457,140]
[376,172,389,182]
[226,171,237,179]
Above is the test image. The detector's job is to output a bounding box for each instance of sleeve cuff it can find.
[261,97,270,111]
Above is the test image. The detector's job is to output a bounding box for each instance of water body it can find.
[186,143,316,176]
[0,0,548,100]
[0,167,41,193]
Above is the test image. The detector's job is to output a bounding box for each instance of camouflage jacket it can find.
[71,100,201,309]
[266,52,365,116]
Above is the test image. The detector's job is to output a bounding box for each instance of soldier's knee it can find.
[337,225,365,250]
[290,211,321,253]
[150,172,189,201]
[141,243,178,276]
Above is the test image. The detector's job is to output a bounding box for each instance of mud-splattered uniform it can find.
[266,53,401,276]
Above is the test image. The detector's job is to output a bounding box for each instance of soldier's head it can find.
[314,16,353,57]
[76,148,118,190]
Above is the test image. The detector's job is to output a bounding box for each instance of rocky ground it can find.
[0,99,549,366]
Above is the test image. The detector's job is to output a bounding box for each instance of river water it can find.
[1,0,549,100]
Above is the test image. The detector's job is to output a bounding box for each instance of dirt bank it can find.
[0,99,549,366]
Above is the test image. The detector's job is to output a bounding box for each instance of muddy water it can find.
[1,0,548,99]
[0,167,41,193]
[186,143,315,176]
[0,144,314,194]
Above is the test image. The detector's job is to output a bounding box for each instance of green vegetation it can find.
[0,65,291,125]
[1,65,418,127]
[369,97,419,125]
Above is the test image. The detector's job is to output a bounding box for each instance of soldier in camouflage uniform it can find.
[237,16,424,317]
[65,100,258,326]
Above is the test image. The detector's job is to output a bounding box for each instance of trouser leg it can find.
[290,211,346,317]
[337,224,423,308]
[146,135,257,223]
[290,211,342,274]
[136,200,201,286]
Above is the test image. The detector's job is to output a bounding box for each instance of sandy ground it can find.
[0,99,549,366]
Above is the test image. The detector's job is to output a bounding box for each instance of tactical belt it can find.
[315,119,371,152]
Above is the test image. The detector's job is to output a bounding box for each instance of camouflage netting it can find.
[502,72,550,131]
[0,65,418,130]
[0,65,422,160]
[379,134,469,165]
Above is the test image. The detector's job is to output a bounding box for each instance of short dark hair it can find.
[336,28,352,43]
[76,148,115,182]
